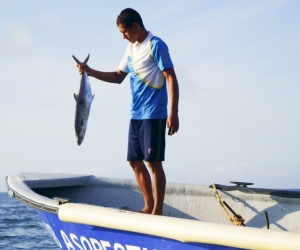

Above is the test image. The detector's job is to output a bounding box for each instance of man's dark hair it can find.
[116,8,144,28]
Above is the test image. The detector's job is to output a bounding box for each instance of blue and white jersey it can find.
[118,32,173,119]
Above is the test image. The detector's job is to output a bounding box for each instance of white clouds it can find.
[1,24,34,55]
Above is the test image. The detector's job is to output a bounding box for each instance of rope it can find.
[212,182,245,226]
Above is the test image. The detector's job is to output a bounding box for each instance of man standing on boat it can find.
[77,8,179,215]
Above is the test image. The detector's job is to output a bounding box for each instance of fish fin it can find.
[92,94,95,100]
[83,54,90,64]
[72,55,82,64]
[74,93,78,101]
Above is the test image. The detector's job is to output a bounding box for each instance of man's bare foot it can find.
[151,210,163,215]
[139,206,153,214]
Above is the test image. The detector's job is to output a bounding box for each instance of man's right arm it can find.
[78,64,128,84]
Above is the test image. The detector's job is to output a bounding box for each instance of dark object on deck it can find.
[209,182,300,198]
[223,201,246,226]
[230,181,254,187]
[53,197,70,205]
[265,211,270,229]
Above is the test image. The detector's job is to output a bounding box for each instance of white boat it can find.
[5,173,300,250]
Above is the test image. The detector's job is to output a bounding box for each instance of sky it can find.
[1,0,299,192]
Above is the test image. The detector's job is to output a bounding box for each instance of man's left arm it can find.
[163,67,179,135]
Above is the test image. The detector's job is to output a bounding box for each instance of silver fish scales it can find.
[73,54,94,145]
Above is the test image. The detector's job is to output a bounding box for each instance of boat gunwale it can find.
[5,176,59,214]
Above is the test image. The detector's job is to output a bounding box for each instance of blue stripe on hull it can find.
[37,210,244,250]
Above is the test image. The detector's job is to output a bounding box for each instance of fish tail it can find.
[72,54,90,65]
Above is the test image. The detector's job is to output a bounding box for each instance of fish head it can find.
[77,137,84,146]
[75,119,87,146]
[76,128,86,145]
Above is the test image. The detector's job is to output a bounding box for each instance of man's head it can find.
[117,8,146,44]
[116,8,144,29]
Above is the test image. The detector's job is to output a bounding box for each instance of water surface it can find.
[0,192,59,249]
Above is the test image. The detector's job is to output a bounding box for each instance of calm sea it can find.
[0,192,59,250]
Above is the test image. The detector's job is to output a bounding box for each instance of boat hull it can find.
[5,173,300,250]
[37,210,242,250]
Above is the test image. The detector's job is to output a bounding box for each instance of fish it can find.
[72,54,95,145]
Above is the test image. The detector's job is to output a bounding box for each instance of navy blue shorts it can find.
[127,119,167,162]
